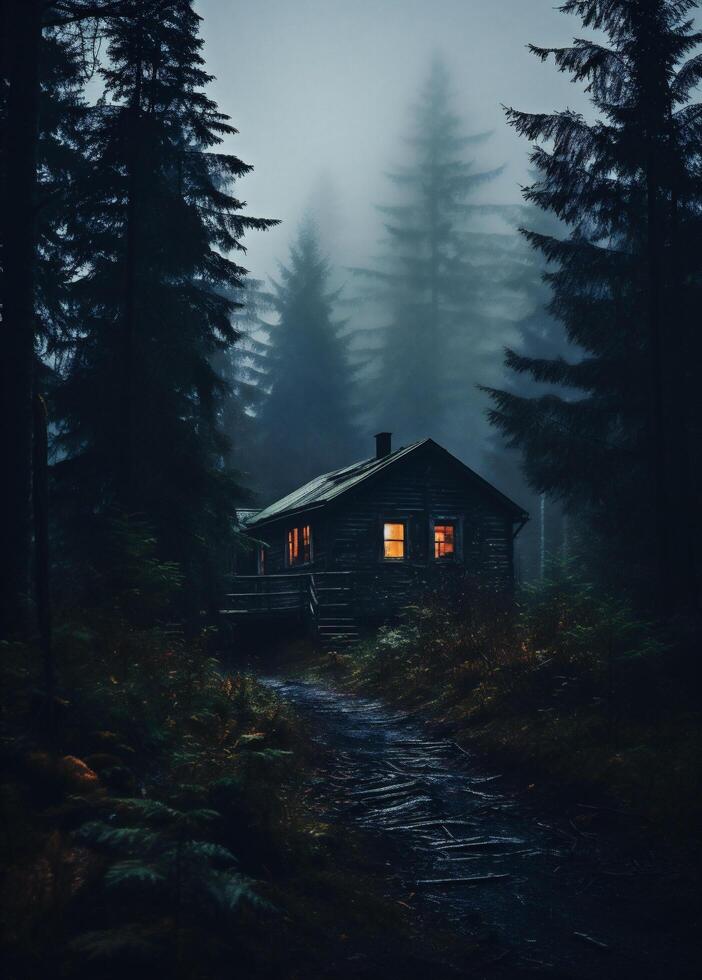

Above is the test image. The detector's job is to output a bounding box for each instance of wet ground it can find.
[261,675,699,980]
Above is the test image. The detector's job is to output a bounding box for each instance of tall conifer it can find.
[352,55,518,461]
[257,220,358,501]
[485,184,573,580]
[487,0,702,609]
[55,0,276,610]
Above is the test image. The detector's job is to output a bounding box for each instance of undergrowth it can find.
[0,612,442,979]
[320,562,702,838]
[2,521,468,979]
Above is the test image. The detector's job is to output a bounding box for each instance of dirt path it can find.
[261,674,697,980]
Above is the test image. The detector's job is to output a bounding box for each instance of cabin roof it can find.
[235,508,262,527]
[248,438,527,528]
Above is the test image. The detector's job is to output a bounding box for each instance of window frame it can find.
[301,524,312,564]
[431,516,462,563]
[381,518,409,562]
[286,527,299,567]
[286,523,313,568]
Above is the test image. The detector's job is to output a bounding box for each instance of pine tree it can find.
[351,55,520,462]
[54,0,276,613]
[257,220,358,501]
[0,1,139,635]
[214,278,273,499]
[485,187,573,580]
[1,3,98,633]
[487,0,702,610]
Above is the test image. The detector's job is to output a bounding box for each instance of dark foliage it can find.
[52,0,276,618]
[331,565,701,834]
[3,3,702,975]
[485,184,574,580]
[0,3,94,634]
[257,220,359,500]
[487,0,702,611]
[214,278,273,498]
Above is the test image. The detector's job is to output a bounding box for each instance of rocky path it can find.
[261,675,697,979]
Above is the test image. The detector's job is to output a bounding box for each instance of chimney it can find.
[375,432,392,459]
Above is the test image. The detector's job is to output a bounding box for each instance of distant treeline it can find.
[2,0,701,641]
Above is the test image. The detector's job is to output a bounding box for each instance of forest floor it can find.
[4,620,699,979]
[238,648,702,980]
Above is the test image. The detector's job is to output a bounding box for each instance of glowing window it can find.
[287,527,299,565]
[383,522,406,559]
[287,525,312,566]
[434,523,456,560]
[258,546,266,575]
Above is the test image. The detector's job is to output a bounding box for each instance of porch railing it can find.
[220,571,355,623]
[220,573,307,616]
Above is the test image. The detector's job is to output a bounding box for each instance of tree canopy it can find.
[487,0,702,610]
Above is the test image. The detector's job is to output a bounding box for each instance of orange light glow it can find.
[383,522,405,559]
[287,525,311,565]
[434,523,455,559]
[287,527,299,565]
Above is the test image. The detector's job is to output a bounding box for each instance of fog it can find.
[197,0,594,278]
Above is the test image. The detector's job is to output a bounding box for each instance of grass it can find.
[309,565,702,841]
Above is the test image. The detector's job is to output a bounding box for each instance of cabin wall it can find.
[255,514,327,575]
[326,452,514,589]
[250,451,516,598]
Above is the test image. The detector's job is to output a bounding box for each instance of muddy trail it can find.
[261,675,698,980]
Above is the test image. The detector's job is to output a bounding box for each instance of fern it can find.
[77,822,160,851]
[189,842,237,864]
[70,925,160,962]
[105,859,166,887]
[76,796,261,922]
[206,870,265,913]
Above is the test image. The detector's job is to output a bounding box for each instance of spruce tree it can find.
[487,0,702,610]
[485,187,573,580]
[1,6,96,632]
[55,0,276,613]
[214,279,272,498]
[257,220,358,501]
[351,55,519,461]
[0,0,136,635]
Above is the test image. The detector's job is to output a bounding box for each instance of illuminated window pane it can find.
[287,527,299,565]
[287,525,311,565]
[383,522,405,559]
[434,523,456,559]
[384,539,405,558]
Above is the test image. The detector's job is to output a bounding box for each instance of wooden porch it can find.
[220,564,473,646]
[220,572,360,645]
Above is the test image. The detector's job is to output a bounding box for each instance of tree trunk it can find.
[645,165,668,606]
[33,394,54,701]
[120,95,142,508]
[0,0,42,637]
[539,493,545,580]
[117,1,147,508]
[667,189,699,613]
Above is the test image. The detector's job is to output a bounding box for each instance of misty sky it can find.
[197,0,594,282]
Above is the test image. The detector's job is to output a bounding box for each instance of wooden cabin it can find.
[224,434,528,644]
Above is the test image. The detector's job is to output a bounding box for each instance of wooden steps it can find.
[222,571,360,645]
[309,573,359,646]
[317,619,360,645]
